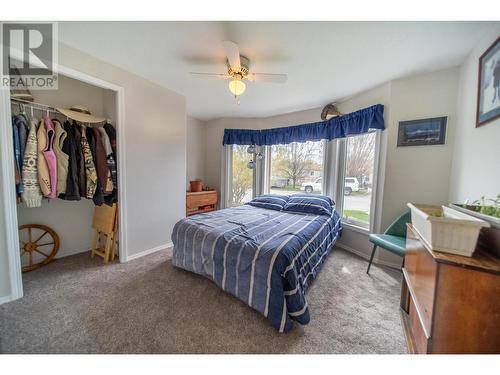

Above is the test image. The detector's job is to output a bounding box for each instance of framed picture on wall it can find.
[397,117,447,147]
[476,36,500,127]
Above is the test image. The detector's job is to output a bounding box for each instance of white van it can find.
[302,177,359,195]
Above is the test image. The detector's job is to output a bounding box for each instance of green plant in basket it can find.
[472,195,500,219]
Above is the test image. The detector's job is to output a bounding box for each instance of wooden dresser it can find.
[186,190,217,216]
[400,224,500,354]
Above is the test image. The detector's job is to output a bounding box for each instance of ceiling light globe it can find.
[229,79,246,96]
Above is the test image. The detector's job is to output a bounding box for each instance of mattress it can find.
[171,204,342,332]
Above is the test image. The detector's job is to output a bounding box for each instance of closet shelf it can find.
[11,97,110,124]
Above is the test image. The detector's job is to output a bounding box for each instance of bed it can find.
[171,196,342,332]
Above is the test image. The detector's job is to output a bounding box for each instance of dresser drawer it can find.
[408,294,430,354]
[186,192,217,209]
[405,227,438,336]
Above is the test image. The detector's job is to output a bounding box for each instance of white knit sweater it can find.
[22,119,43,207]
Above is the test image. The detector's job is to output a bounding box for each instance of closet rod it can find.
[11,98,111,125]
[11,97,59,115]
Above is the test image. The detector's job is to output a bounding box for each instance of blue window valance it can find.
[222,104,385,146]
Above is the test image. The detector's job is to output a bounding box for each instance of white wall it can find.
[186,116,206,190]
[449,26,500,204]
[15,74,112,259]
[383,68,459,228]
[57,42,187,256]
[0,77,20,303]
[0,175,12,301]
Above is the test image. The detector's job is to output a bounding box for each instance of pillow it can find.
[282,194,334,216]
[247,194,290,211]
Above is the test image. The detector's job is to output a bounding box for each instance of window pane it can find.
[231,145,253,205]
[342,132,376,228]
[269,141,324,195]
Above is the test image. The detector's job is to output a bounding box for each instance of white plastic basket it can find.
[407,203,490,257]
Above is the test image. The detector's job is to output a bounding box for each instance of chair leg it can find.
[401,256,405,272]
[91,230,98,258]
[367,245,377,274]
[103,234,113,265]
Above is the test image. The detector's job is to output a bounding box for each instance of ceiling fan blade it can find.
[246,73,288,83]
[222,41,241,70]
[190,72,231,80]
[182,56,226,66]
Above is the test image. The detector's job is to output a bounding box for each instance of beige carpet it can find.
[0,247,406,354]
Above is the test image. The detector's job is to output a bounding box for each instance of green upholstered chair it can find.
[367,210,412,274]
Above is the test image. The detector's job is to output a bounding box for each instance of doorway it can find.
[0,62,127,303]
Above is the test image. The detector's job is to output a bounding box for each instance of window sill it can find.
[341,221,370,235]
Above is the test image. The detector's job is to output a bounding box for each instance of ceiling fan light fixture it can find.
[228,79,246,96]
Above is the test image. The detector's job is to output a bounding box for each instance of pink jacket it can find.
[43,117,58,199]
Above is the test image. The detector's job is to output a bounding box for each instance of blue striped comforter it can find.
[171,204,342,332]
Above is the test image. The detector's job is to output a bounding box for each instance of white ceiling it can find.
[59,21,496,120]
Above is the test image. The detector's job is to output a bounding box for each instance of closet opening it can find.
[7,69,125,288]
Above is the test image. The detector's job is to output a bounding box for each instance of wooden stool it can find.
[91,203,118,264]
[111,206,119,261]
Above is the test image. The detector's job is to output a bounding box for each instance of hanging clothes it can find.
[104,123,117,160]
[15,115,29,157]
[36,119,51,197]
[92,127,110,195]
[80,125,98,199]
[42,117,57,199]
[12,117,22,195]
[52,119,69,196]
[103,123,118,205]
[60,120,81,201]
[68,121,86,197]
[11,102,118,208]
[86,127,104,206]
[14,114,29,195]
[22,119,43,207]
[99,127,115,194]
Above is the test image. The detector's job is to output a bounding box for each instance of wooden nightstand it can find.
[186,191,218,217]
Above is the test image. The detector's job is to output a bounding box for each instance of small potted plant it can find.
[190,180,203,193]
[451,195,500,256]
[451,195,500,228]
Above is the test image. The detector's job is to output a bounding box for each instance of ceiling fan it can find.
[190,41,288,104]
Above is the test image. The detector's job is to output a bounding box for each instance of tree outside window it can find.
[269,141,324,195]
[342,132,376,227]
[230,145,253,205]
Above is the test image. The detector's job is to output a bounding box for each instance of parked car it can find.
[344,177,360,195]
[302,177,359,195]
[302,178,322,193]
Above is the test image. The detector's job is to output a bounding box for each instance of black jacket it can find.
[74,123,86,197]
[59,121,81,201]
[103,123,118,205]
[86,127,104,206]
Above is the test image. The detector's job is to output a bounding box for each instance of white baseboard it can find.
[55,247,91,259]
[125,242,173,262]
[48,242,173,263]
[335,243,401,269]
[0,294,15,305]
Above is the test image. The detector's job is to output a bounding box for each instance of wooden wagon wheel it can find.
[19,224,60,272]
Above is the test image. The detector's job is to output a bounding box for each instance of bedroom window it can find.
[340,132,377,229]
[267,141,325,195]
[228,144,255,206]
